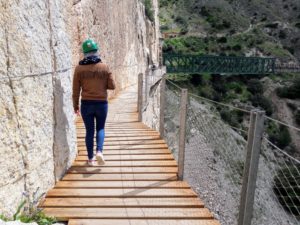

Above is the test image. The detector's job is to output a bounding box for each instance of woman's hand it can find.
[75,110,81,117]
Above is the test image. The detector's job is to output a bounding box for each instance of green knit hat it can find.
[82,39,99,53]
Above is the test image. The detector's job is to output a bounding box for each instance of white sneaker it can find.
[87,158,96,166]
[96,152,105,165]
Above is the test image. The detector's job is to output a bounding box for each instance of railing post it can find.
[138,73,143,122]
[178,89,188,181]
[159,74,166,138]
[238,110,265,225]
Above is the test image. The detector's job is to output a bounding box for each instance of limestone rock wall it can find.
[0,0,160,216]
[71,0,160,94]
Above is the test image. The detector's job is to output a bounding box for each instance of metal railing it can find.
[137,72,300,225]
[163,54,276,74]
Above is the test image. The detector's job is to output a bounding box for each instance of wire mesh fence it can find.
[252,132,300,225]
[139,74,300,225]
[164,80,252,224]
[164,81,181,162]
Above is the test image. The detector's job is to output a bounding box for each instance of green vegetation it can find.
[143,0,155,22]
[0,191,56,225]
[258,42,292,58]
[267,122,293,151]
[274,166,300,217]
[0,202,56,225]
[276,77,300,99]
[160,0,299,156]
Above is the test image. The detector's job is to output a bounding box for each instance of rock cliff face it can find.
[0,0,159,216]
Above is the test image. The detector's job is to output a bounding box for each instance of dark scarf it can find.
[79,56,102,65]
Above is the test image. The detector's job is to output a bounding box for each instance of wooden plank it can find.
[75,155,174,161]
[42,197,203,208]
[77,134,160,139]
[69,219,221,225]
[77,123,147,127]
[77,128,156,132]
[62,173,178,181]
[72,160,177,167]
[42,208,213,220]
[77,149,170,155]
[67,167,178,174]
[76,132,160,136]
[77,140,166,145]
[77,141,168,150]
[77,136,161,141]
[42,88,220,225]
[54,181,190,189]
[46,188,198,198]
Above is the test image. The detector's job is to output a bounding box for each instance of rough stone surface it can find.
[163,89,298,225]
[0,0,159,217]
[0,221,37,225]
[142,67,165,130]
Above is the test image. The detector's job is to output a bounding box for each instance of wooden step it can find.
[76,132,160,137]
[69,219,221,225]
[67,167,178,174]
[62,173,178,181]
[77,136,161,141]
[46,188,198,198]
[72,160,177,167]
[41,197,203,208]
[76,155,174,161]
[42,208,213,221]
[43,88,220,225]
[54,181,190,189]
[77,149,170,155]
[78,143,168,149]
[77,140,166,149]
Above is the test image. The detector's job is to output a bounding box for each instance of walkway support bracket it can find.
[178,89,188,181]
[159,74,166,138]
[138,73,143,122]
[238,110,265,225]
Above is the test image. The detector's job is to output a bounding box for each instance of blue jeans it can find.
[80,100,108,160]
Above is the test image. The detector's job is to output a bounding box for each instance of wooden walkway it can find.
[41,86,220,225]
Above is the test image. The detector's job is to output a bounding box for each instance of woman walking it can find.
[72,39,116,166]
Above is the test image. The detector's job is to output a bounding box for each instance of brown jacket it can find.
[72,63,116,111]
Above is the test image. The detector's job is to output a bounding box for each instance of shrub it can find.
[0,195,57,225]
[296,23,300,29]
[190,74,203,86]
[217,37,228,43]
[219,109,243,128]
[180,27,188,35]
[232,44,242,51]
[144,0,155,22]
[276,78,300,99]
[250,94,273,116]
[200,6,210,17]
[160,25,169,31]
[175,16,185,24]
[278,30,287,39]
[287,102,297,111]
[295,110,300,126]
[265,23,279,29]
[222,20,231,29]
[247,79,264,94]
[273,166,300,217]
[269,125,292,149]
[228,82,243,94]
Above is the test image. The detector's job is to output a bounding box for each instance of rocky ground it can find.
[163,88,298,225]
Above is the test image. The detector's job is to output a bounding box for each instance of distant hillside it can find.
[159,0,300,62]
[159,0,300,156]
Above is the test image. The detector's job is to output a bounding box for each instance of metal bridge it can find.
[163,54,277,74]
